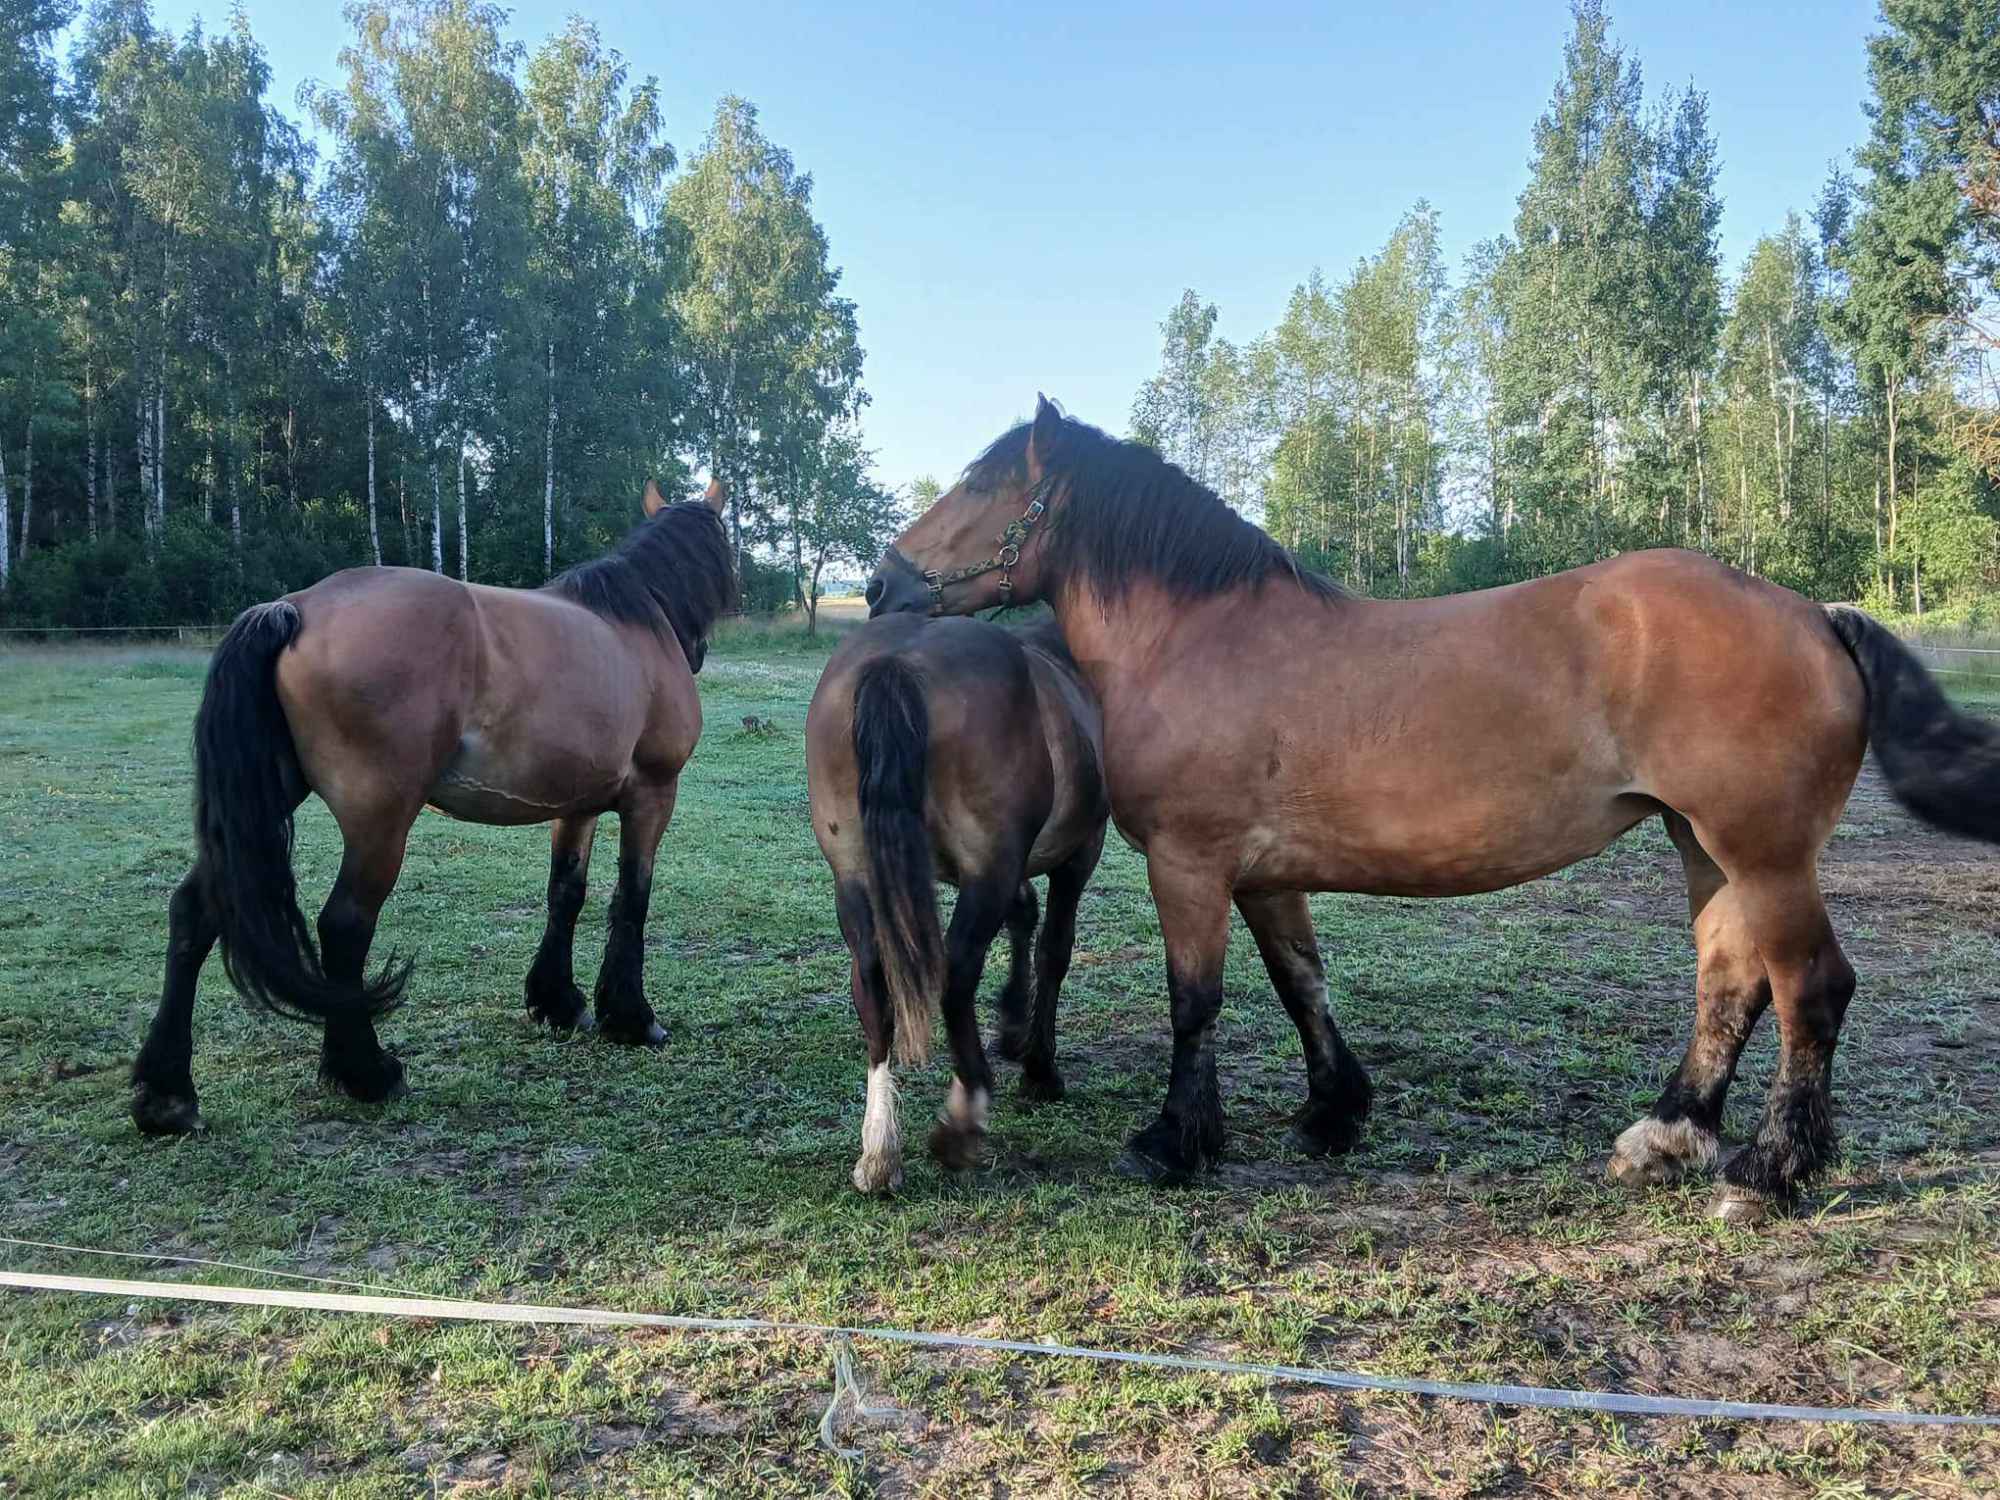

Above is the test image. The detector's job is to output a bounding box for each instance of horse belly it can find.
[427,732,627,826]
[1238,784,1653,898]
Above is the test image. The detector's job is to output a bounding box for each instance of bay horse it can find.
[806,613,1108,1192]
[131,479,737,1135]
[869,397,2000,1220]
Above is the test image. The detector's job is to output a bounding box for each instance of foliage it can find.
[0,0,888,625]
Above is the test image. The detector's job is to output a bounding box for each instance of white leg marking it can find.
[941,1076,990,1135]
[1609,1116,1720,1186]
[852,1062,902,1194]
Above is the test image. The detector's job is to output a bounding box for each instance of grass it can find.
[1,625,1997,1497]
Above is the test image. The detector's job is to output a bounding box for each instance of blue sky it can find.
[120,0,1881,492]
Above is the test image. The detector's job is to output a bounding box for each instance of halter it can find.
[919,483,1051,613]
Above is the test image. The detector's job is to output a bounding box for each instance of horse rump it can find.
[194,600,409,1023]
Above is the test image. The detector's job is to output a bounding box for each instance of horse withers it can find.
[870,396,2000,1220]
[131,480,738,1135]
[807,614,1109,1192]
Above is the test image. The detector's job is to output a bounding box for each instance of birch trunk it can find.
[543,340,556,576]
[430,456,444,573]
[457,439,468,583]
[366,395,381,565]
[0,440,11,586]
[85,364,99,541]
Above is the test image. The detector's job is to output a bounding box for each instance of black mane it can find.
[546,501,738,669]
[962,412,1345,605]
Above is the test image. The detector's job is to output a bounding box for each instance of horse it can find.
[806,612,1109,1192]
[867,396,2000,1221]
[131,479,738,1135]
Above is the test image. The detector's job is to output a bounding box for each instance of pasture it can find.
[2,627,1997,1498]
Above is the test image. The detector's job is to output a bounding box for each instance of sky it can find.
[113,0,1883,493]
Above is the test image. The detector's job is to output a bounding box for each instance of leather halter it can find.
[917,484,1050,613]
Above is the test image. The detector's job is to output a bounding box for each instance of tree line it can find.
[0,0,902,629]
[1129,0,2000,620]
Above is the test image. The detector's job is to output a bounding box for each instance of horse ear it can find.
[642,477,667,517]
[1027,393,1063,481]
[704,477,728,514]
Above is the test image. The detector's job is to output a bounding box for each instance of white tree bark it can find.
[154,369,166,534]
[366,395,381,566]
[457,438,468,583]
[20,412,35,557]
[430,456,444,573]
[136,378,155,542]
[543,340,556,577]
[85,365,99,541]
[0,439,11,586]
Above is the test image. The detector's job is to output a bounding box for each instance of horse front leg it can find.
[525,814,600,1032]
[1118,853,1232,1185]
[593,779,677,1047]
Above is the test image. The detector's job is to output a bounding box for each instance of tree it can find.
[795,428,900,635]
[909,474,942,511]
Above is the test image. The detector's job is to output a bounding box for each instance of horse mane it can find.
[546,501,739,668]
[962,411,1346,605]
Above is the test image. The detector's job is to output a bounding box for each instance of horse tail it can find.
[193,601,409,1024]
[1824,604,2000,842]
[852,655,942,1064]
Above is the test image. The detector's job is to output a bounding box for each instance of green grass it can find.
[2,630,1997,1497]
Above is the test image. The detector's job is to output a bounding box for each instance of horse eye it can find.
[864,579,884,606]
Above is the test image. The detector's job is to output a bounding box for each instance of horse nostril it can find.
[864,578,884,606]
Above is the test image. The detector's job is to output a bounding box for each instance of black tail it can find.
[193,602,408,1024]
[1825,604,2000,842]
[852,656,943,1064]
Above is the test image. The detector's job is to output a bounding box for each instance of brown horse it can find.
[806,613,1108,1192]
[870,397,2000,1219]
[131,480,737,1135]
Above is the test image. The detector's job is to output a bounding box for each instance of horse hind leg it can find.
[131,865,220,1135]
[525,814,599,1032]
[837,880,902,1194]
[1611,815,1771,1187]
[1237,889,1372,1156]
[316,811,413,1102]
[1019,829,1103,1104]
[1711,872,1854,1223]
[928,873,1014,1173]
[992,881,1039,1062]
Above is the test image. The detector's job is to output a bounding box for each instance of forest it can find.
[1,0,1997,627]
[0,0,897,628]
[1129,0,2000,621]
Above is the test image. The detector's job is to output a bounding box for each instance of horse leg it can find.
[316,818,411,1102]
[837,880,902,1193]
[525,814,599,1032]
[592,778,677,1047]
[1711,872,1855,1222]
[1236,889,1372,1156]
[1610,814,1770,1186]
[1118,856,1232,1185]
[131,866,220,1135]
[928,875,1013,1172]
[1019,829,1104,1103]
[992,881,1039,1062]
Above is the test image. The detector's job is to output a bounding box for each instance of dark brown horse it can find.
[870,397,2000,1219]
[132,480,737,1135]
[806,613,1108,1192]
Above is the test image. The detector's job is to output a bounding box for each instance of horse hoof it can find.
[928,1120,984,1173]
[1288,1106,1365,1158]
[851,1156,903,1195]
[600,1017,667,1048]
[1710,1187,1772,1226]
[1018,1069,1066,1104]
[1608,1118,1718,1189]
[132,1084,204,1137]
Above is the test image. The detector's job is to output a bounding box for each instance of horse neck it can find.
[1047,576,1191,709]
